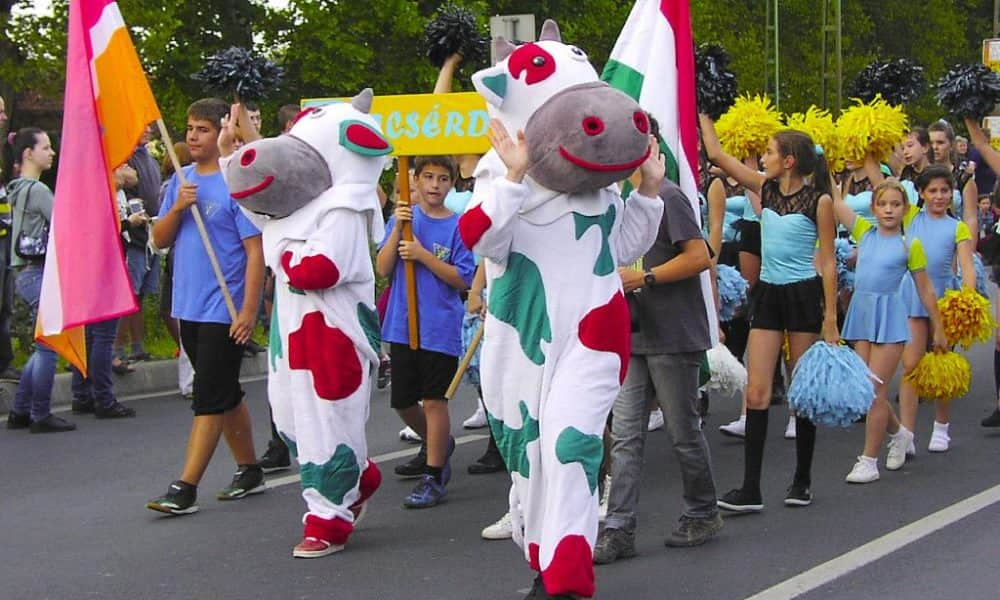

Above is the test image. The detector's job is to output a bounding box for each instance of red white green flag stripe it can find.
[602,0,719,344]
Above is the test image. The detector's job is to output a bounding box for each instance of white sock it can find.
[933,421,949,434]
[892,425,911,439]
[860,455,878,467]
[737,414,746,423]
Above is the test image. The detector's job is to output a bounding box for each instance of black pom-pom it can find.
[192,47,283,102]
[424,3,489,69]
[695,44,738,120]
[847,59,925,106]
[936,63,1000,120]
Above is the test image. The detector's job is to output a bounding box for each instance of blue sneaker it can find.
[403,475,447,509]
[441,435,457,485]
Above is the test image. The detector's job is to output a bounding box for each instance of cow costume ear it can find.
[472,65,508,107]
[340,120,392,156]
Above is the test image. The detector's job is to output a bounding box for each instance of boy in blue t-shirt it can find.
[376,155,476,508]
[146,98,266,516]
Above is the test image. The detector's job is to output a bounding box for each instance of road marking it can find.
[745,482,1000,599]
[266,433,490,489]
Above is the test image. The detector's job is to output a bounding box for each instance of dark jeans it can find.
[605,352,719,532]
[12,265,57,421]
[70,318,120,408]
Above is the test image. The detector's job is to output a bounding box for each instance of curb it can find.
[0,353,268,414]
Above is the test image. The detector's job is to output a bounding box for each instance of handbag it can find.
[12,182,48,259]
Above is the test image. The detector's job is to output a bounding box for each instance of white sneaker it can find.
[886,427,914,471]
[719,416,746,438]
[481,511,513,540]
[463,404,488,429]
[845,456,880,483]
[928,423,950,452]
[907,438,916,456]
[398,426,422,442]
[598,474,612,521]
[647,407,665,432]
[784,416,797,440]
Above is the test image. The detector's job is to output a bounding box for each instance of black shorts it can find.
[719,241,741,268]
[748,277,824,334]
[180,320,244,415]
[736,220,762,257]
[389,343,458,410]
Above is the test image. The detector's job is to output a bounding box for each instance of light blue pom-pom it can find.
[787,343,876,427]
[835,238,855,292]
[716,264,749,322]
[461,313,483,386]
[955,253,989,299]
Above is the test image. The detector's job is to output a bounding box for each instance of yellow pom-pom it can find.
[937,287,995,349]
[836,95,908,163]
[715,94,783,160]
[785,106,844,172]
[904,351,971,402]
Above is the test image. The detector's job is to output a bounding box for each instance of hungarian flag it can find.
[602,0,719,344]
[37,0,160,374]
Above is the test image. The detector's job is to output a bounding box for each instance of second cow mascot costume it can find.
[459,21,664,598]
[223,89,390,558]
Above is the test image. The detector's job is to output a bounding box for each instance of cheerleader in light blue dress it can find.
[834,179,947,484]
[897,165,976,457]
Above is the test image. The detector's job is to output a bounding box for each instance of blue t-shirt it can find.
[379,205,476,356]
[159,165,261,324]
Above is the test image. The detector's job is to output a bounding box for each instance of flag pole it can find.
[396,156,420,350]
[155,118,239,321]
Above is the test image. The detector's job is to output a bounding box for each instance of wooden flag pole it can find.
[444,322,484,401]
[155,118,239,322]
[396,156,420,350]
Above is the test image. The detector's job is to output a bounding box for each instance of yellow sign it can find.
[984,39,1000,73]
[301,92,491,156]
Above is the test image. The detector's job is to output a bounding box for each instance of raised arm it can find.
[699,114,766,195]
[830,182,857,230]
[964,117,1000,175]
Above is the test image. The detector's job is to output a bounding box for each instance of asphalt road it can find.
[2,342,1000,600]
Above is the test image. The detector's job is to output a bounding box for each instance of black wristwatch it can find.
[643,269,657,288]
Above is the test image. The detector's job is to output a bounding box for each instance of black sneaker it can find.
[468,449,505,475]
[71,398,95,414]
[784,483,812,507]
[29,414,76,433]
[217,464,266,500]
[394,444,427,479]
[523,575,546,600]
[717,488,763,513]
[95,401,135,419]
[592,527,637,564]
[377,358,391,390]
[258,440,291,473]
[982,408,1000,428]
[664,513,724,547]
[6,411,29,430]
[697,391,710,417]
[0,366,22,383]
[147,480,199,515]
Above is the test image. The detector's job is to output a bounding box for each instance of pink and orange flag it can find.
[37,0,161,374]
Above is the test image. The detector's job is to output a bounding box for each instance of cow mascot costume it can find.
[223,89,389,559]
[459,21,665,599]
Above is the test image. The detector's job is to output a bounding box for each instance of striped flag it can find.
[602,0,719,344]
[37,0,160,373]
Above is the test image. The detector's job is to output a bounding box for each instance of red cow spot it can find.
[303,513,354,546]
[282,251,340,290]
[458,204,492,250]
[528,542,540,571]
[578,291,631,384]
[541,535,594,598]
[508,43,556,85]
[288,311,362,400]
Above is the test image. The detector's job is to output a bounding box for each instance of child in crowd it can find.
[835,178,947,483]
[701,115,840,512]
[376,155,475,508]
[146,98,265,515]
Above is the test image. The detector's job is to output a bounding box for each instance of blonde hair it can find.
[871,177,908,207]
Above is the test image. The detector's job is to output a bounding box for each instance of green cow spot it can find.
[555,427,604,494]
[573,205,617,276]
[269,293,283,372]
[488,401,540,479]
[278,432,298,459]
[357,302,382,356]
[299,444,361,505]
[488,252,551,365]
